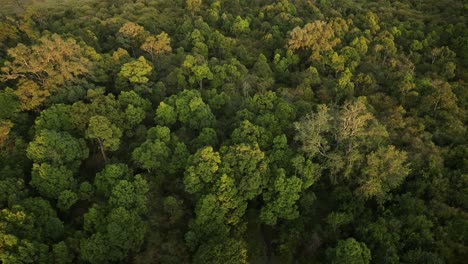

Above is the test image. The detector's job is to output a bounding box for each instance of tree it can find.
[357,146,410,201]
[220,144,268,200]
[155,102,177,126]
[27,130,89,166]
[288,20,341,62]
[109,176,149,214]
[132,137,170,172]
[0,88,20,120]
[192,128,218,150]
[119,56,153,84]
[53,241,72,264]
[30,163,75,199]
[158,89,216,130]
[141,32,172,61]
[34,104,74,132]
[105,207,146,261]
[94,163,131,197]
[80,232,109,263]
[182,55,213,89]
[294,104,332,158]
[0,120,14,147]
[193,238,248,264]
[116,22,147,56]
[1,34,91,110]
[186,0,202,15]
[327,238,372,264]
[231,120,269,148]
[86,116,122,163]
[186,194,230,248]
[231,16,250,35]
[57,190,78,211]
[364,11,380,34]
[184,146,221,195]
[294,97,390,183]
[124,104,145,127]
[260,169,303,225]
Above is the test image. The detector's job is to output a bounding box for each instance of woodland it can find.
[0,0,467,263]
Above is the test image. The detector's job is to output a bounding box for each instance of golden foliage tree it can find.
[1,34,91,110]
[288,20,341,62]
[141,32,172,60]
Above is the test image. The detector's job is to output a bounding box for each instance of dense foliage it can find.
[1,0,467,263]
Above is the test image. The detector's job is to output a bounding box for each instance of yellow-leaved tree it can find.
[1,34,91,110]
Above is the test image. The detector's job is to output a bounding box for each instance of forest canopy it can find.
[0,0,467,263]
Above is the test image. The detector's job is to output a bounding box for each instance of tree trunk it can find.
[97,138,108,163]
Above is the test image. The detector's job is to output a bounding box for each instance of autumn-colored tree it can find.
[1,34,91,110]
[141,32,172,61]
[186,0,202,15]
[288,20,341,62]
[116,22,148,56]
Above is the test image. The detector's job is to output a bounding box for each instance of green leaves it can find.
[30,163,75,199]
[184,147,221,194]
[358,146,410,200]
[132,136,170,172]
[260,169,303,225]
[182,55,213,89]
[119,56,152,84]
[86,115,122,152]
[81,165,148,263]
[327,238,371,264]
[156,90,216,130]
[34,104,74,132]
[109,176,148,214]
[94,163,131,197]
[155,102,177,126]
[27,130,89,166]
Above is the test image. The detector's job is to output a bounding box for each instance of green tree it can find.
[327,238,372,264]
[183,55,213,89]
[27,130,89,167]
[132,137,170,172]
[186,0,202,15]
[231,16,250,35]
[94,163,131,197]
[260,169,303,225]
[86,116,122,163]
[0,88,20,120]
[358,146,410,201]
[108,175,148,214]
[30,163,75,199]
[155,102,177,126]
[53,241,72,264]
[57,190,78,211]
[157,90,216,130]
[119,56,153,84]
[193,238,248,264]
[34,104,74,132]
[220,144,268,200]
[184,146,221,195]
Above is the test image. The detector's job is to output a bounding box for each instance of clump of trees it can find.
[0,0,467,263]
